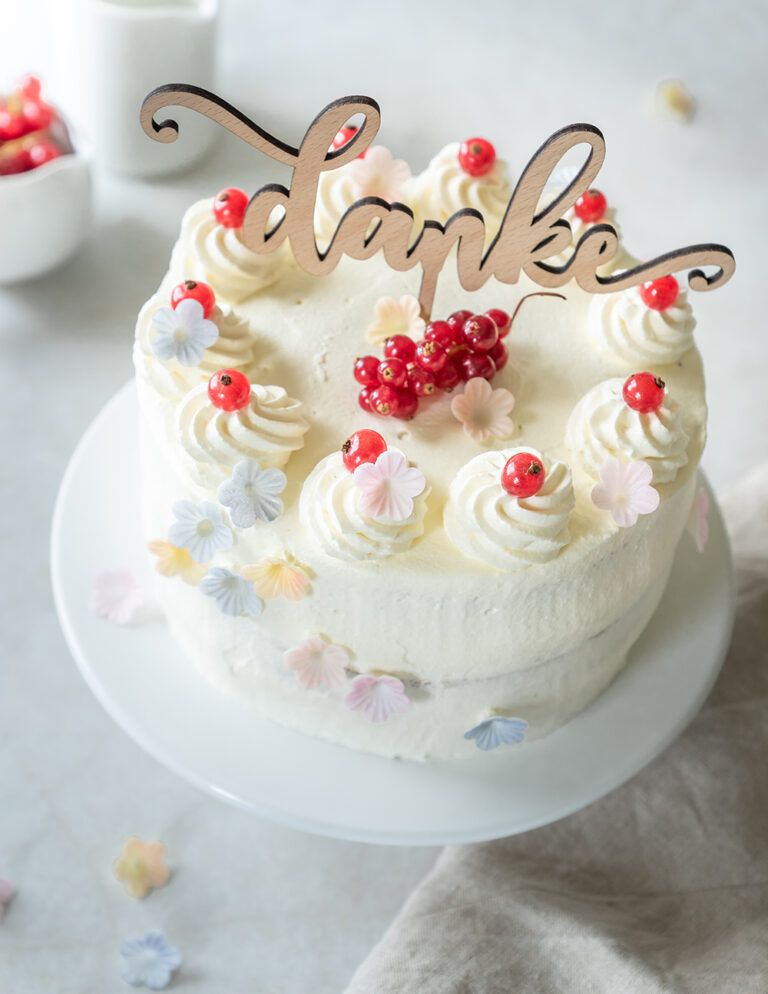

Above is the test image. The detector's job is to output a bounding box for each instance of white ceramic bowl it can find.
[0,134,92,284]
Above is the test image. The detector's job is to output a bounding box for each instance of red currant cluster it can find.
[354,308,512,420]
[0,75,64,177]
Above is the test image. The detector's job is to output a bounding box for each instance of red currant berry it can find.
[26,141,61,168]
[459,352,496,382]
[435,361,461,392]
[208,369,251,412]
[377,357,408,388]
[622,372,666,414]
[447,309,473,335]
[353,355,381,387]
[369,384,400,417]
[414,338,447,372]
[358,386,374,412]
[213,187,248,228]
[383,335,416,363]
[407,366,437,397]
[424,320,460,351]
[488,339,509,372]
[331,125,358,150]
[0,109,26,141]
[639,275,679,312]
[22,99,54,131]
[485,308,511,338]
[341,428,387,471]
[451,355,471,383]
[462,313,498,353]
[0,151,30,176]
[19,74,42,101]
[573,189,607,224]
[458,137,496,177]
[171,279,216,318]
[394,389,419,420]
[501,452,546,498]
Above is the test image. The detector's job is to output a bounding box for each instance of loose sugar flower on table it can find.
[591,458,660,528]
[168,500,233,563]
[345,674,411,723]
[464,715,529,751]
[450,376,515,442]
[366,294,425,346]
[217,459,287,528]
[150,298,219,367]
[241,556,310,601]
[89,569,146,625]
[283,637,349,690]
[112,838,170,899]
[147,540,208,585]
[200,567,264,617]
[119,930,181,990]
[353,448,426,521]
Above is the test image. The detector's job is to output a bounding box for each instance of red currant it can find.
[377,357,408,388]
[486,308,511,338]
[26,141,61,168]
[639,275,679,312]
[488,339,509,372]
[213,187,248,228]
[171,279,216,318]
[414,339,447,372]
[424,320,460,352]
[462,313,498,353]
[383,335,416,363]
[435,362,461,392]
[407,366,437,397]
[208,369,251,412]
[19,74,42,101]
[353,355,381,387]
[369,384,400,416]
[573,189,607,224]
[394,389,419,420]
[341,428,387,471]
[331,125,358,150]
[458,137,496,177]
[0,109,26,141]
[459,352,496,382]
[447,309,473,335]
[501,452,546,498]
[22,100,54,131]
[622,372,666,414]
[0,152,29,176]
[358,386,374,412]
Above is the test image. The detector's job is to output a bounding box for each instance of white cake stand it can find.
[51,382,735,846]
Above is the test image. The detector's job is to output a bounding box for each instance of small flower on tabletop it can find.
[218,459,286,528]
[113,838,170,900]
[687,484,710,553]
[147,540,207,585]
[283,637,349,690]
[353,449,426,522]
[0,878,14,919]
[591,458,660,528]
[89,569,146,626]
[655,78,696,123]
[200,567,264,618]
[366,294,425,346]
[345,674,411,723]
[119,930,181,990]
[464,715,529,751]
[348,146,411,203]
[450,377,515,442]
[150,298,219,367]
[241,557,310,601]
[168,500,233,563]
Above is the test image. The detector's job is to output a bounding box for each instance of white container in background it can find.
[51,0,218,177]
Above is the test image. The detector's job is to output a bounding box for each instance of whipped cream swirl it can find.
[542,203,623,268]
[588,284,696,365]
[565,378,689,484]
[444,448,574,571]
[299,452,428,561]
[176,382,308,477]
[170,199,289,304]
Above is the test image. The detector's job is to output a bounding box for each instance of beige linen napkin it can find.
[345,467,768,994]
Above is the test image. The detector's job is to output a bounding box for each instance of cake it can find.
[133,128,710,761]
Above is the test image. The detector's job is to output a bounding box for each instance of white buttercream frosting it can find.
[444,448,574,571]
[565,378,689,483]
[170,199,289,303]
[588,284,696,365]
[176,382,308,475]
[299,452,428,561]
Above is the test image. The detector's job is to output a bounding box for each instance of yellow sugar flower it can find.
[113,837,170,899]
[241,557,310,601]
[147,540,207,585]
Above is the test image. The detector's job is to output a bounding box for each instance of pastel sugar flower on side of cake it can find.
[200,567,264,618]
[168,500,233,563]
[464,715,529,751]
[218,459,287,528]
[147,540,208,585]
[283,637,349,690]
[345,674,411,723]
[150,297,219,367]
[242,556,310,601]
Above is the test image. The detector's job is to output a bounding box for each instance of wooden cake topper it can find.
[140,84,735,319]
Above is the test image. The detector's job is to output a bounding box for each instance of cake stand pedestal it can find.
[51,381,735,846]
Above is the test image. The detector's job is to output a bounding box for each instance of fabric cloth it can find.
[345,467,768,994]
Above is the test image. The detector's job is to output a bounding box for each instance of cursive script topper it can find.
[140,84,735,319]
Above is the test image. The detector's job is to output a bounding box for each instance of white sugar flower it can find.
[283,636,349,690]
[464,715,529,751]
[686,484,710,553]
[591,458,660,528]
[200,567,263,617]
[218,459,287,528]
[353,449,426,522]
[348,146,411,203]
[366,294,425,346]
[150,298,219,367]
[168,500,233,563]
[450,377,516,442]
[89,569,146,625]
[344,674,411,723]
[119,930,181,990]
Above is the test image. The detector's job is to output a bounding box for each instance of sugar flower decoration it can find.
[348,146,411,203]
[353,449,426,522]
[147,540,207,585]
[686,484,710,553]
[119,930,181,990]
[464,715,529,751]
[150,298,218,367]
[283,636,349,690]
[200,567,263,617]
[217,459,286,528]
[168,500,233,563]
[0,878,14,918]
[241,557,310,601]
[656,78,696,123]
[345,674,411,723]
[591,458,660,528]
[89,569,145,625]
[366,294,425,346]
[450,377,516,442]
[112,838,170,899]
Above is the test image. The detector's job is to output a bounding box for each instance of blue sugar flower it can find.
[150,298,218,367]
[119,930,181,990]
[168,500,233,564]
[200,567,264,617]
[218,459,287,528]
[464,716,529,752]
